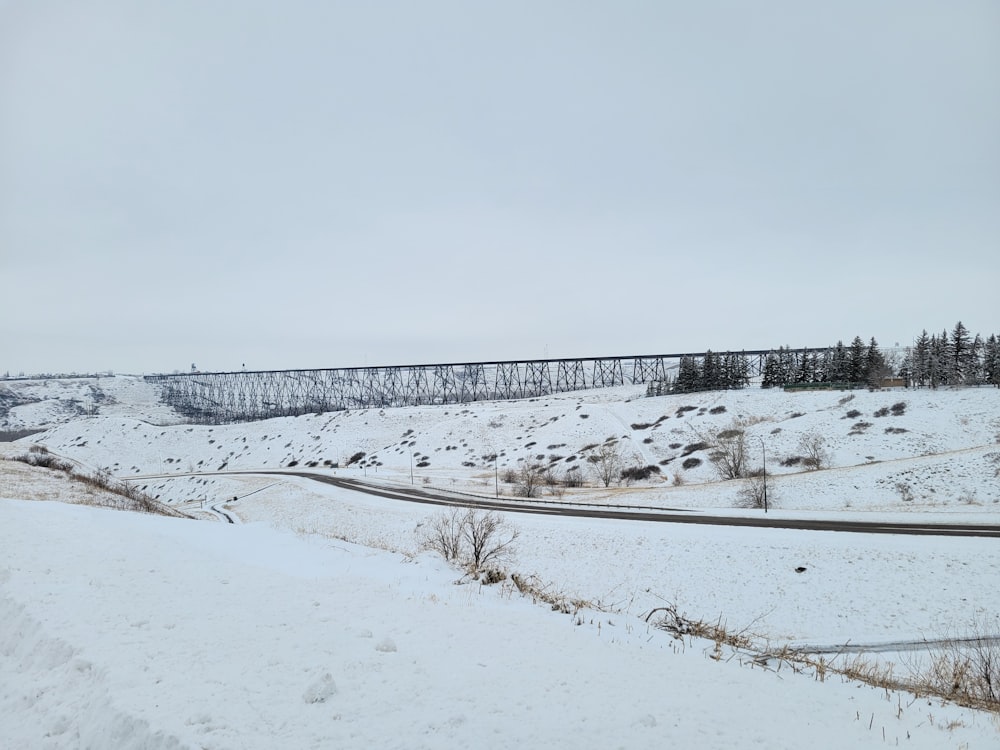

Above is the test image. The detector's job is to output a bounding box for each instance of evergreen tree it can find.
[864,337,885,386]
[984,334,1000,387]
[794,349,811,383]
[807,352,821,383]
[951,321,972,384]
[848,336,866,384]
[761,353,781,389]
[701,350,719,390]
[967,334,984,385]
[927,331,949,387]
[675,356,701,393]
[829,341,848,383]
[912,330,930,387]
[778,346,795,386]
[731,352,750,389]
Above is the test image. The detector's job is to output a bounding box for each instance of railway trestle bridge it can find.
[145,348,845,424]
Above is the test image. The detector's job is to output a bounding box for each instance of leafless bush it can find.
[418,507,465,562]
[463,509,519,573]
[710,422,748,480]
[515,459,546,498]
[894,481,914,502]
[419,508,519,575]
[737,471,773,509]
[619,465,661,485]
[562,466,584,487]
[12,449,73,472]
[797,432,830,471]
[587,442,623,488]
[920,615,1000,710]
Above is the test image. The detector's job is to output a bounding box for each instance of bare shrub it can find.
[797,432,830,470]
[737,471,772,509]
[12,450,73,472]
[923,614,1000,710]
[849,421,872,435]
[587,442,623,488]
[562,466,584,487]
[895,481,914,502]
[710,423,748,480]
[419,507,465,562]
[681,442,709,456]
[672,472,685,486]
[620,465,661,484]
[419,508,519,575]
[463,510,519,573]
[515,460,546,498]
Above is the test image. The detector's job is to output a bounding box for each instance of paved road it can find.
[257,470,1000,538]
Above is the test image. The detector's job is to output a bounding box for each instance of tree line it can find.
[646,322,999,395]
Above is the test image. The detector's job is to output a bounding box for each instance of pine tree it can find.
[864,337,885,386]
[967,334,984,385]
[761,353,781,389]
[777,346,795,386]
[927,331,950,387]
[848,336,866,384]
[951,321,972,384]
[675,356,701,393]
[912,330,931,387]
[830,341,848,383]
[701,351,717,390]
[794,349,811,383]
[732,352,750,389]
[984,334,1000,387]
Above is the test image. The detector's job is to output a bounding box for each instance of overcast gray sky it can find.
[2,1,997,375]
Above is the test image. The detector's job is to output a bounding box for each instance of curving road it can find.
[248,470,1000,538]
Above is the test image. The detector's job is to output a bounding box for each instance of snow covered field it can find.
[2,376,999,747]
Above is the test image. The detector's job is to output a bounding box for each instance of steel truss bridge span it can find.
[145,350,820,424]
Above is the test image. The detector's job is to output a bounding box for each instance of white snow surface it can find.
[2,379,1000,747]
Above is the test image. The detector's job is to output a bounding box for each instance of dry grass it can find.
[5,445,190,519]
[509,572,592,615]
[645,601,1000,714]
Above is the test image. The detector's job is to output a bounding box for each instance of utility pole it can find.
[759,436,768,513]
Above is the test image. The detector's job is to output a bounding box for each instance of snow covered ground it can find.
[2,377,999,747]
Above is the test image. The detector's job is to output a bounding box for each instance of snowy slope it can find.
[0,375,180,430]
[2,498,998,750]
